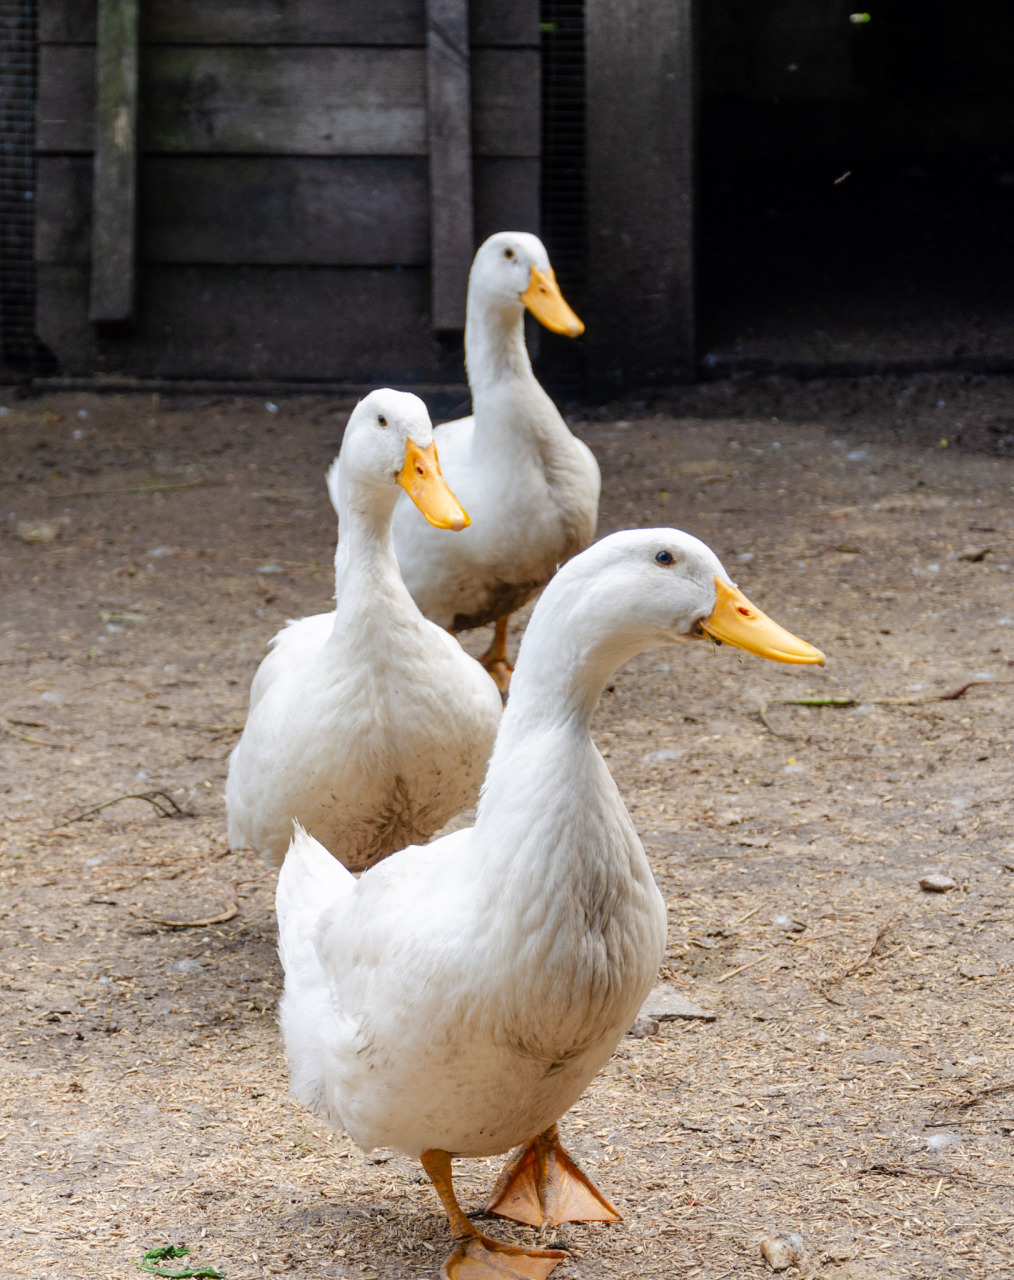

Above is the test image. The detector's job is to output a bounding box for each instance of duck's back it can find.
[392,390,600,630]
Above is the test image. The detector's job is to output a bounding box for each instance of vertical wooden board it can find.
[427,0,474,329]
[35,155,93,263]
[36,45,96,153]
[586,0,695,387]
[39,0,97,43]
[90,0,139,321]
[471,0,540,47]
[472,49,540,156]
[474,157,539,244]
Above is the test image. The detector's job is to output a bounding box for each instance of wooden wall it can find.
[35,0,540,381]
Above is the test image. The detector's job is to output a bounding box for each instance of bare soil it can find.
[1,377,1013,1280]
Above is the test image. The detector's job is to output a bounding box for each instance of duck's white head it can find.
[512,528,824,720]
[469,232,584,337]
[327,389,469,531]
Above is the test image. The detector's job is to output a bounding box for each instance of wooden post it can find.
[89,0,139,322]
[426,0,474,330]
[585,0,695,388]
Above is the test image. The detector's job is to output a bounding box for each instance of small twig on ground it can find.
[861,1162,976,1183]
[816,916,900,1003]
[756,700,791,737]
[139,884,240,929]
[956,1081,1014,1111]
[52,790,191,829]
[758,678,1014,735]
[2,720,66,748]
[140,904,240,929]
[716,955,766,984]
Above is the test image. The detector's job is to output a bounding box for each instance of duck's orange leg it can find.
[478,616,513,698]
[485,1124,621,1229]
[421,1148,565,1279]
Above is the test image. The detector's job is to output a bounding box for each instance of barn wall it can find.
[35,0,540,381]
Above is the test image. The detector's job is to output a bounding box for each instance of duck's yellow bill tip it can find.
[700,576,825,666]
[398,440,470,532]
[521,266,585,337]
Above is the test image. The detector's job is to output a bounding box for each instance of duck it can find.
[226,389,502,870]
[390,231,600,693]
[275,526,824,1278]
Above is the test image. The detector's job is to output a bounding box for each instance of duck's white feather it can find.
[227,390,501,868]
[390,233,600,630]
[276,529,756,1160]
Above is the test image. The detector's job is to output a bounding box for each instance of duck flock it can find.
[225,231,826,1279]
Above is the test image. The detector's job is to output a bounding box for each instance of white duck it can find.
[390,231,600,693]
[226,389,502,870]
[276,527,824,1278]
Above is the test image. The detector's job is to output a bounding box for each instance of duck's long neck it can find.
[332,473,412,618]
[465,294,540,415]
[473,590,656,883]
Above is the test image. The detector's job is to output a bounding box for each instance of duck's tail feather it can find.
[275,823,355,1119]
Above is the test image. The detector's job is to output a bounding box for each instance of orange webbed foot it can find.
[486,1125,621,1229]
[442,1232,565,1279]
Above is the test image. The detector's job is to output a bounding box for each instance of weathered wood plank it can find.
[37,264,463,380]
[38,153,533,268]
[41,1,539,46]
[37,45,95,153]
[471,49,540,157]
[89,0,140,322]
[39,0,97,43]
[35,156,94,263]
[474,157,540,243]
[146,48,426,156]
[427,0,473,329]
[586,0,695,385]
[38,46,540,158]
[142,158,430,266]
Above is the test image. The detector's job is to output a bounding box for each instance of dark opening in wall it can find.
[698,1,1014,373]
[539,0,586,390]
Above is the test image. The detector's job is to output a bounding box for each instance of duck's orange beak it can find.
[700,577,825,665]
[520,266,585,337]
[398,440,470,531]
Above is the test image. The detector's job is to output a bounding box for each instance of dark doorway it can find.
[698,1,1014,373]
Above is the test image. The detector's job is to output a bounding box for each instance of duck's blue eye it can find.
[655,550,675,566]
[377,415,387,427]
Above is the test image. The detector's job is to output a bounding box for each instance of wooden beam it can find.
[585,0,695,387]
[426,0,474,330]
[89,0,139,322]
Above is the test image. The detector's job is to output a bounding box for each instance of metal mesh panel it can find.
[540,1,585,304]
[540,1,585,389]
[0,0,48,376]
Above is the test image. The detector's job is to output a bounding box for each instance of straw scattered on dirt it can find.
[2,377,1013,1279]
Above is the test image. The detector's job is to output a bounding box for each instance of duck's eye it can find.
[503,247,515,259]
[655,549,675,566]
[377,415,387,427]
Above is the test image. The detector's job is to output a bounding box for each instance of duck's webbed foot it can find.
[485,1124,621,1228]
[422,1148,565,1280]
[443,1233,565,1279]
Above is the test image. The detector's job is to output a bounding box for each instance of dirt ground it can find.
[1,375,1013,1280]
